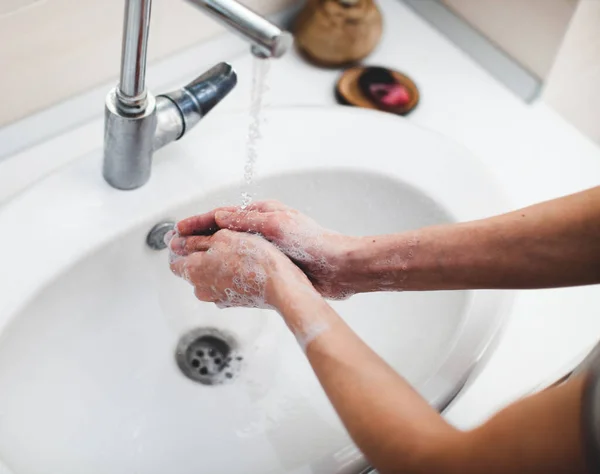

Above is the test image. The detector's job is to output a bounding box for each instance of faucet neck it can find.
[117,0,152,114]
[103,0,291,191]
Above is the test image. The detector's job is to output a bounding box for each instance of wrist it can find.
[268,275,336,348]
[323,235,368,295]
[339,233,420,292]
[266,260,319,311]
[330,236,376,293]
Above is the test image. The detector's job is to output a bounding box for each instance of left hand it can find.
[167,228,313,309]
[176,201,361,299]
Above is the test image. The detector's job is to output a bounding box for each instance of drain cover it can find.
[175,328,243,385]
[146,221,175,251]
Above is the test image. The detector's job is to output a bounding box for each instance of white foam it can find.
[293,321,330,351]
[210,236,276,309]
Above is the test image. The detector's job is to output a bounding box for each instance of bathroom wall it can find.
[438,0,600,145]
[542,0,600,144]
[441,0,579,79]
[0,0,295,127]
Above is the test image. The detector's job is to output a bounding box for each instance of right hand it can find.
[168,228,313,310]
[176,200,360,299]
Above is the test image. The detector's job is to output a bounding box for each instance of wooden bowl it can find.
[335,66,420,116]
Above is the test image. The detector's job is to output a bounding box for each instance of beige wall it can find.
[543,0,600,144]
[0,0,294,126]
[438,0,600,144]
[442,0,578,79]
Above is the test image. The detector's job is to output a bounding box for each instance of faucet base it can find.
[103,89,157,190]
[103,63,236,190]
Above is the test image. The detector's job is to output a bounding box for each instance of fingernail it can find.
[169,237,186,254]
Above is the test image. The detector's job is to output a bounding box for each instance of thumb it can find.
[215,210,269,234]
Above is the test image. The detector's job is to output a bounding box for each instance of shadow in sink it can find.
[0,169,466,474]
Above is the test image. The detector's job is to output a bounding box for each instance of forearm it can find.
[272,281,458,473]
[272,282,591,474]
[455,375,590,474]
[345,187,600,291]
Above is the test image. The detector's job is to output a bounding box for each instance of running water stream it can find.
[241,56,271,209]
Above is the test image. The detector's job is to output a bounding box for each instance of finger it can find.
[169,256,189,279]
[176,206,237,236]
[170,252,208,282]
[243,200,289,213]
[169,235,213,256]
[215,209,272,234]
[194,287,216,303]
[163,229,177,246]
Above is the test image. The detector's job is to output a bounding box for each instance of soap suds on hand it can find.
[292,320,330,351]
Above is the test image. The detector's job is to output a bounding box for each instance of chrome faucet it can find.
[103,0,292,190]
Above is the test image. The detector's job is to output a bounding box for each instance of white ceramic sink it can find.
[0,107,511,474]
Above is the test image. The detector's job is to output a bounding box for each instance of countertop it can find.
[2,0,600,433]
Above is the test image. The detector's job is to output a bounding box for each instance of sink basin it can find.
[0,107,511,474]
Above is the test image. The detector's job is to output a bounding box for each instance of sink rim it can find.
[0,105,513,473]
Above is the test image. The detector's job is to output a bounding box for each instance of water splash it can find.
[241,56,271,209]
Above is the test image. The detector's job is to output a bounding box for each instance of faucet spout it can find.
[186,0,293,58]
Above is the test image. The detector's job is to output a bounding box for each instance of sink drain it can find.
[146,221,175,250]
[175,328,243,385]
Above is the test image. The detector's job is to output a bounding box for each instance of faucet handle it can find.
[182,62,238,122]
[153,62,237,151]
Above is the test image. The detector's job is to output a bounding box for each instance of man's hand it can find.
[167,228,312,309]
[176,200,360,299]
